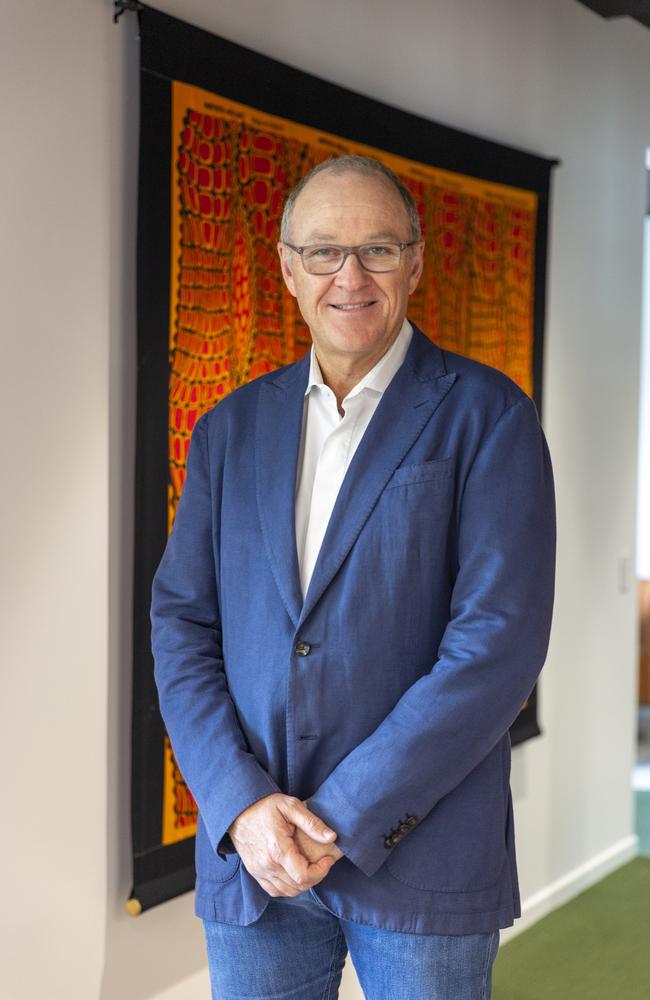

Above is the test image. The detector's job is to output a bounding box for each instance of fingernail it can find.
[324,829,335,838]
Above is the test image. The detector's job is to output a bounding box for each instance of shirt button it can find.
[294,641,312,656]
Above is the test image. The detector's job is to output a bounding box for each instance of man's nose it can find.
[334,251,372,288]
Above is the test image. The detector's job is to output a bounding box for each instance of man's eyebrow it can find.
[365,232,403,241]
[299,231,404,244]
[300,232,337,243]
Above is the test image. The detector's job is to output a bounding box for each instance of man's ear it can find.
[408,241,425,295]
[277,243,297,297]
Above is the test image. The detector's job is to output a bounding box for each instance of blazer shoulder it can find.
[439,345,533,416]
[409,323,531,416]
[198,352,309,430]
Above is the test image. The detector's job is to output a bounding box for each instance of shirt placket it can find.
[301,390,363,591]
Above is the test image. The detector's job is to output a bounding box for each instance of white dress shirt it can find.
[295,318,413,598]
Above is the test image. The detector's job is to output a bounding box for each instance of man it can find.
[151,155,556,999]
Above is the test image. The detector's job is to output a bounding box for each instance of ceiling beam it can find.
[577,0,650,17]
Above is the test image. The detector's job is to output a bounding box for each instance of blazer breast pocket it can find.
[385,456,454,491]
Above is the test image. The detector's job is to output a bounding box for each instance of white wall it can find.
[0,0,646,997]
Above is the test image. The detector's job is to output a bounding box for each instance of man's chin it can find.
[320,321,386,354]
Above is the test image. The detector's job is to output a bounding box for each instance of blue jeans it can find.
[203,889,500,999]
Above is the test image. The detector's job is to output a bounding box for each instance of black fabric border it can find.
[130,67,171,906]
[130,3,557,911]
[130,841,195,914]
[138,6,557,193]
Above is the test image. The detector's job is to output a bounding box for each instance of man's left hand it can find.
[295,806,344,865]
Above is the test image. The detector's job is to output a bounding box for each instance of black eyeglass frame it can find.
[282,240,423,274]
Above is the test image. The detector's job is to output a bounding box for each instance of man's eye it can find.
[307,246,338,259]
[365,245,393,256]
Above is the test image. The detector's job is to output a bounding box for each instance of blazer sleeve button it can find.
[406,815,418,827]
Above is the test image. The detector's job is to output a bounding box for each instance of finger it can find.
[276,835,313,884]
[280,798,337,843]
[264,869,304,896]
[264,840,310,891]
[315,855,337,877]
[237,847,302,893]
[254,861,300,895]
[275,861,331,894]
[305,857,335,886]
[277,831,337,884]
[261,853,335,897]
[282,846,336,889]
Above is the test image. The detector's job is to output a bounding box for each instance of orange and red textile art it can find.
[163,81,538,847]
[168,82,537,529]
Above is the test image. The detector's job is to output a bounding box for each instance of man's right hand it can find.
[227,793,339,897]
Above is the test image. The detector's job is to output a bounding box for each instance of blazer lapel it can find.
[297,326,457,629]
[255,353,310,629]
[255,326,457,632]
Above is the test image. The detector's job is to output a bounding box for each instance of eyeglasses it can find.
[283,241,422,275]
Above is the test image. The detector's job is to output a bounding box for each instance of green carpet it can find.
[492,858,650,999]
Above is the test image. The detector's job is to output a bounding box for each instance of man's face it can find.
[277,171,424,367]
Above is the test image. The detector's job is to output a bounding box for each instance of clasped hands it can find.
[227,792,344,897]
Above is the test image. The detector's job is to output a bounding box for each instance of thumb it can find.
[281,798,337,842]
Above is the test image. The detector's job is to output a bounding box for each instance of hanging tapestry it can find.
[129,4,557,912]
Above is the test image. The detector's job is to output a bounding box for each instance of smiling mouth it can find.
[331,301,376,311]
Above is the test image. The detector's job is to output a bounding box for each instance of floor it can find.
[492,857,650,1000]
[491,711,650,997]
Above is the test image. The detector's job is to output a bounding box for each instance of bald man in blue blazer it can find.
[151,155,556,1000]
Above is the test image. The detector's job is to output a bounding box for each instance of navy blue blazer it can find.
[151,323,556,934]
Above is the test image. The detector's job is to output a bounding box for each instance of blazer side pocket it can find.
[385,743,506,892]
[196,817,242,884]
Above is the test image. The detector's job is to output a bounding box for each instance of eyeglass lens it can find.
[302,243,403,273]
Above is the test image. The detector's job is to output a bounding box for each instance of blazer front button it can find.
[294,640,312,656]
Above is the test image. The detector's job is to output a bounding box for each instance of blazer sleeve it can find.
[150,413,280,860]
[306,394,556,878]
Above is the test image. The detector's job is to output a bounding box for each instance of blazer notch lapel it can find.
[255,369,308,628]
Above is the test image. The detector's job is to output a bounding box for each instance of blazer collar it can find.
[255,323,457,630]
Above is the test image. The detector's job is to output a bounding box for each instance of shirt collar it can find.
[305,318,413,401]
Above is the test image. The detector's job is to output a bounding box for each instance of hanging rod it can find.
[113,1,145,23]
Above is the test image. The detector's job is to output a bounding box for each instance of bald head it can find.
[280,155,421,245]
